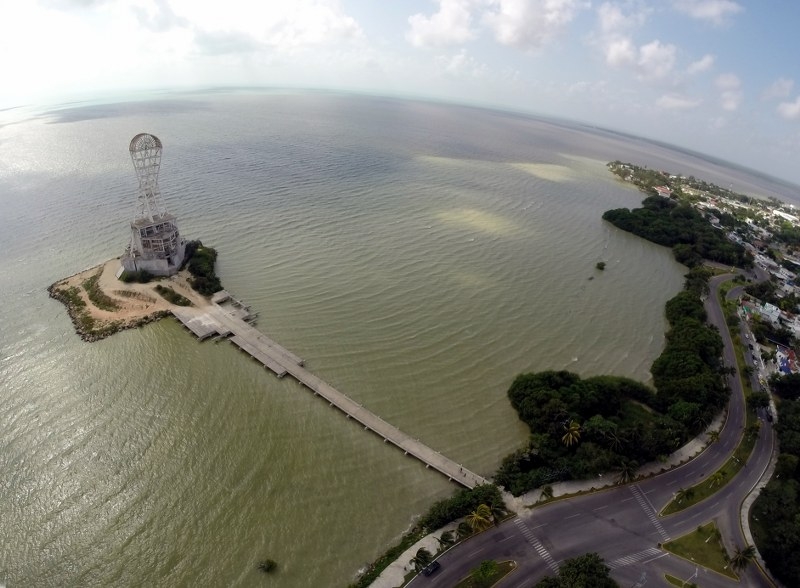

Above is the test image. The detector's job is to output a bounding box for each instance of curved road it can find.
[410,272,778,588]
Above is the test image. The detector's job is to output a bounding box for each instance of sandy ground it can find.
[51,258,211,330]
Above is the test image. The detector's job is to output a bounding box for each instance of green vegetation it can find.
[751,377,800,586]
[454,560,515,588]
[409,547,433,572]
[496,267,728,496]
[602,195,752,268]
[745,280,800,313]
[257,559,277,573]
[535,553,617,587]
[154,284,192,306]
[596,261,606,270]
[82,272,120,311]
[118,269,153,283]
[664,573,698,587]
[607,160,756,205]
[769,372,800,400]
[662,430,756,514]
[184,240,223,296]
[661,278,761,515]
[348,485,506,588]
[663,522,736,579]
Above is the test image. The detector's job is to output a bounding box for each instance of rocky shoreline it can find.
[47,281,172,342]
[48,258,212,342]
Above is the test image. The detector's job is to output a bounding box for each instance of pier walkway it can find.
[172,292,489,489]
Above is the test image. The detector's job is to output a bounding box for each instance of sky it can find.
[2,0,800,185]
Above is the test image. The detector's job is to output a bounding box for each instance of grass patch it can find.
[665,573,698,587]
[154,285,192,306]
[82,272,120,311]
[662,418,759,515]
[453,561,516,588]
[119,269,153,283]
[663,522,737,579]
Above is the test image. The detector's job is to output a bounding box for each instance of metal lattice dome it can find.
[129,133,162,153]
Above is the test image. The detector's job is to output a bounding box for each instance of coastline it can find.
[48,258,212,341]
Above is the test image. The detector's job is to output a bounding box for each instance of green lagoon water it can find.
[1,91,786,586]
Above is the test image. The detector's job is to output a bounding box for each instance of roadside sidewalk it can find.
[370,411,725,587]
[369,521,459,588]
[510,410,726,511]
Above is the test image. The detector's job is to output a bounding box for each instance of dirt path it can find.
[49,258,211,340]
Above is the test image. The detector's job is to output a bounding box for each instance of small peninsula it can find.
[48,133,222,341]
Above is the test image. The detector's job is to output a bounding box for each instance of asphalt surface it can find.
[409,272,778,588]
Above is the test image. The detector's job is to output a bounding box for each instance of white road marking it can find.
[514,518,559,573]
[609,547,663,569]
[630,485,670,542]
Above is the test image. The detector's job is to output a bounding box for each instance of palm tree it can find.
[562,420,582,447]
[675,487,695,504]
[456,521,473,540]
[466,504,493,532]
[746,421,761,439]
[729,545,756,571]
[615,460,638,485]
[707,429,721,443]
[436,531,455,551]
[488,502,506,523]
[709,471,726,488]
[409,547,433,571]
[604,430,623,452]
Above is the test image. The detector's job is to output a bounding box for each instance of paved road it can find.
[410,273,778,587]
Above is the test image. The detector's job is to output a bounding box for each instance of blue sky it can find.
[3,0,800,184]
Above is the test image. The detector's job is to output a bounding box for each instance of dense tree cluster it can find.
[535,553,618,588]
[418,484,505,532]
[750,315,794,347]
[769,372,800,400]
[602,196,752,268]
[752,383,800,585]
[772,221,800,247]
[744,280,800,313]
[495,267,728,496]
[349,484,506,588]
[184,240,223,295]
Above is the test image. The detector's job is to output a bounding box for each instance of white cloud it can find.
[762,77,794,101]
[597,1,648,34]
[778,97,800,120]
[687,53,714,74]
[715,73,741,111]
[637,40,676,81]
[172,0,363,52]
[656,93,701,110]
[435,49,488,77]
[406,0,476,48]
[672,0,743,26]
[715,73,740,90]
[483,0,589,49]
[594,4,675,82]
[132,0,187,32]
[604,37,636,67]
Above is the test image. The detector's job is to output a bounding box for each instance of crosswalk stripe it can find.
[630,486,670,542]
[514,519,559,573]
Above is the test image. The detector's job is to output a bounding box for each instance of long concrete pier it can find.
[172,291,489,489]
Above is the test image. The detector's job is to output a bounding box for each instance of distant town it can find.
[609,160,800,378]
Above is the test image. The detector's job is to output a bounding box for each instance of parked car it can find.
[422,561,441,576]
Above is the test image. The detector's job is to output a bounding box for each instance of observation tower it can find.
[121,133,186,276]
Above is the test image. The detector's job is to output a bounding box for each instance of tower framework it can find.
[121,133,185,276]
